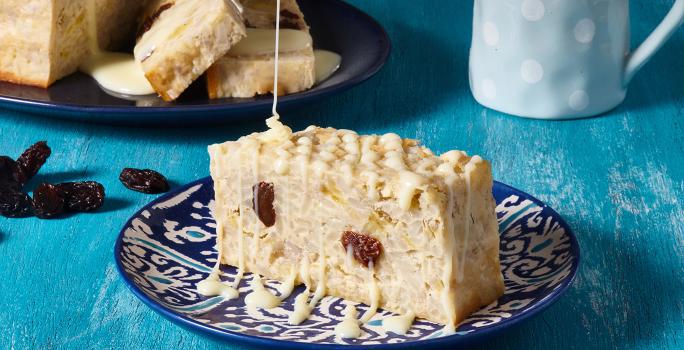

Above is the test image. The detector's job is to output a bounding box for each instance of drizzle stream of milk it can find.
[80,0,154,96]
[271,0,282,118]
[359,262,379,323]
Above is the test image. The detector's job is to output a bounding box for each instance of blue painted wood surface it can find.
[1,1,683,349]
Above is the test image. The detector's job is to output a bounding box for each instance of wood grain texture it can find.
[1,0,683,349]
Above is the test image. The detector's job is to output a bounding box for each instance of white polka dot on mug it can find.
[469,0,684,119]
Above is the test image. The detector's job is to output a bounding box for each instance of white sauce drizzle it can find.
[309,216,327,309]
[234,147,246,289]
[345,244,354,270]
[80,0,154,96]
[245,274,281,309]
[441,172,458,334]
[359,262,379,323]
[397,171,427,211]
[271,0,282,118]
[277,269,298,300]
[382,312,415,335]
[289,289,312,325]
[335,304,362,339]
[313,50,342,83]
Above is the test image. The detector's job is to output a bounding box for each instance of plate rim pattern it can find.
[114,177,580,349]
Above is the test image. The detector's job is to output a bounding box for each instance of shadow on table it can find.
[25,169,98,190]
[99,197,135,214]
[622,35,684,115]
[467,221,683,350]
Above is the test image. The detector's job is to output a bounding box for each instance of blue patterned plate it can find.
[115,177,579,348]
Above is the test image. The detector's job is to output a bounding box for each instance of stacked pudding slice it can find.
[207,0,316,98]
[208,117,505,327]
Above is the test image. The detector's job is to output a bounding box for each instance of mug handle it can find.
[624,0,684,84]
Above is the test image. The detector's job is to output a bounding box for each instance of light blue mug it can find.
[469,0,684,119]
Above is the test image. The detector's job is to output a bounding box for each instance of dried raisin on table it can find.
[33,183,65,219]
[16,141,51,182]
[119,168,170,194]
[0,156,24,191]
[57,181,105,212]
[252,182,276,227]
[340,231,383,267]
[0,190,33,218]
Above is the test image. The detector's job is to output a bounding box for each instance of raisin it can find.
[0,190,33,218]
[341,231,383,267]
[252,182,276,227]
[137,3,174,38]
[0,156,23,191]
[279,20,301,30]
[119,168,170,194]
[57,181,105,212]
[280,9,299,19]
[16,141,51,183]
[33,183,65,219]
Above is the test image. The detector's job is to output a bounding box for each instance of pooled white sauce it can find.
[289,289,313,325]
[229,28,313,56]
[245,275,281,309]
[80,0,154,96]
[80,53,155,95]
[335,304,362,339]
[313,50,342,83]
[196,274,239,299]
[383,312,415,335]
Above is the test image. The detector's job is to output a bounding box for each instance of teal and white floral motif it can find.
[117,179,579,346]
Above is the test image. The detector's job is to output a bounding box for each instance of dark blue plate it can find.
[115,177,580,349]
[0,0,390,126]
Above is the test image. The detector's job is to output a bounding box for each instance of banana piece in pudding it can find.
[208,118,505,326]
[207,0,315,98]
[134,0,246,101]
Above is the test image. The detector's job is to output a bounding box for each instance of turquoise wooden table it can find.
[1,1,683,349]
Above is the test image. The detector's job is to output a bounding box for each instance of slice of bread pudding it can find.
[207,0,315,98]
[134,0,246,101]
[208,118,504,327]
[0,0,145,87]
